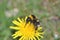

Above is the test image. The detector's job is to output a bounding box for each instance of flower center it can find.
[21,23,35,37]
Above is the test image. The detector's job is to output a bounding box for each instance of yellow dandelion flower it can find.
[10,16,44,40]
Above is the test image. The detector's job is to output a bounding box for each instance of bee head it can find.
[29,15,36,20]
[26,17,32,23]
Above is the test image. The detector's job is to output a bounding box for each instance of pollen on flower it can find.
[10,17,44,40]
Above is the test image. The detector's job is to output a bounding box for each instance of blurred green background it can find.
[0,0,60,40]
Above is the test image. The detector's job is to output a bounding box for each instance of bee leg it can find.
[35,26,38,30]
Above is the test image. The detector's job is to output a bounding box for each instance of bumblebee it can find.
[26,15,40,30]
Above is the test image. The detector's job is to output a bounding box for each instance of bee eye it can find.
[26,17,32,23]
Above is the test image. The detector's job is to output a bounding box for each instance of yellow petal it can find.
[36,36,40,40]
[39,35,43,38]
[37,27,42,30]
[12,20,20,26]
[17,18,22,23]
[25,16,27,21]
[10,26,20,30]
[32,37,36,40]
[19,36,24,40]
